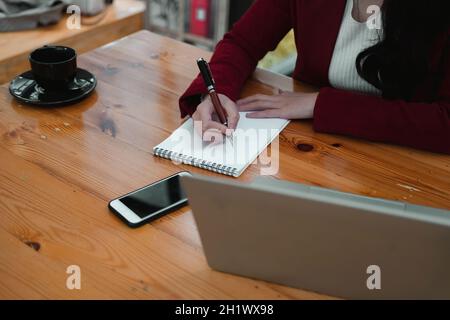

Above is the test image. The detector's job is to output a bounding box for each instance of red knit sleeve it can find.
[179,0,293,118]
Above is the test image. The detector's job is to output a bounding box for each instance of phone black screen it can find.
[119,175,187,219]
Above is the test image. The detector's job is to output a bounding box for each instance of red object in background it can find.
[190,0,210,37]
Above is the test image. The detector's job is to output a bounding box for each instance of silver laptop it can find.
[181,175,450,299]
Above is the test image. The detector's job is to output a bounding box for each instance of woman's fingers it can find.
[246,109,282,119]
[237,94,273,105]
[222,100,240,130]
[227,113,240,131]
[204,120,228,135]
[237,94,283,112]
[192,109,207,137]
[193,104,227,136]
[203,128,224,144]
[193,117,228,142]
[279,90,296,96]
[237,94,270,104]
[238,100,279,112]
[237,94,276,107]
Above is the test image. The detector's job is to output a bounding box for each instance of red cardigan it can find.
[179,0,450,154]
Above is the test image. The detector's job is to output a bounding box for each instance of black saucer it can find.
[9,68,97,107]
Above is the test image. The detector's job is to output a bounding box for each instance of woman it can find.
[179,0,450,154]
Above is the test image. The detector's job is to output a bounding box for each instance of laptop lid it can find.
[181,175,450,299]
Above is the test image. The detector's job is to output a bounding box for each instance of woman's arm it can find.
[313,87,450,154]
[179,0,293,118]
[238,85,450,154]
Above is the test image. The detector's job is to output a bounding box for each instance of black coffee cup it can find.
[29,46,77,91]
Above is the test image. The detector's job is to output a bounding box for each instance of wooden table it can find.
[0,0,145,85]
[0,30,449,300]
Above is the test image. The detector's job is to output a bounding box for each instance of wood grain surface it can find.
[0,30,449,300]
[0,0,145,84]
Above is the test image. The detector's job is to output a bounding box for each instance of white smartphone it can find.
[109,172,191,228]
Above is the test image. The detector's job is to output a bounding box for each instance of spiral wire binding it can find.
[153,147,238,177]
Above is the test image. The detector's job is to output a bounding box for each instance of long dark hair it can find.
[356,0,450,101]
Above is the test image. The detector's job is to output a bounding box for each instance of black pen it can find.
[197,58,229,127]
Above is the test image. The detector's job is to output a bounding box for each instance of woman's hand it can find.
[192,93,240,142]
[237,91,319,120]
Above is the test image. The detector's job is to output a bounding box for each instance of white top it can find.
[328,0,383,95]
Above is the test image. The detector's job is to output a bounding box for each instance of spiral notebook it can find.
[153,112,290,177]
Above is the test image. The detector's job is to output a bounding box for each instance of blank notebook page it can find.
[153,112,290,177]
